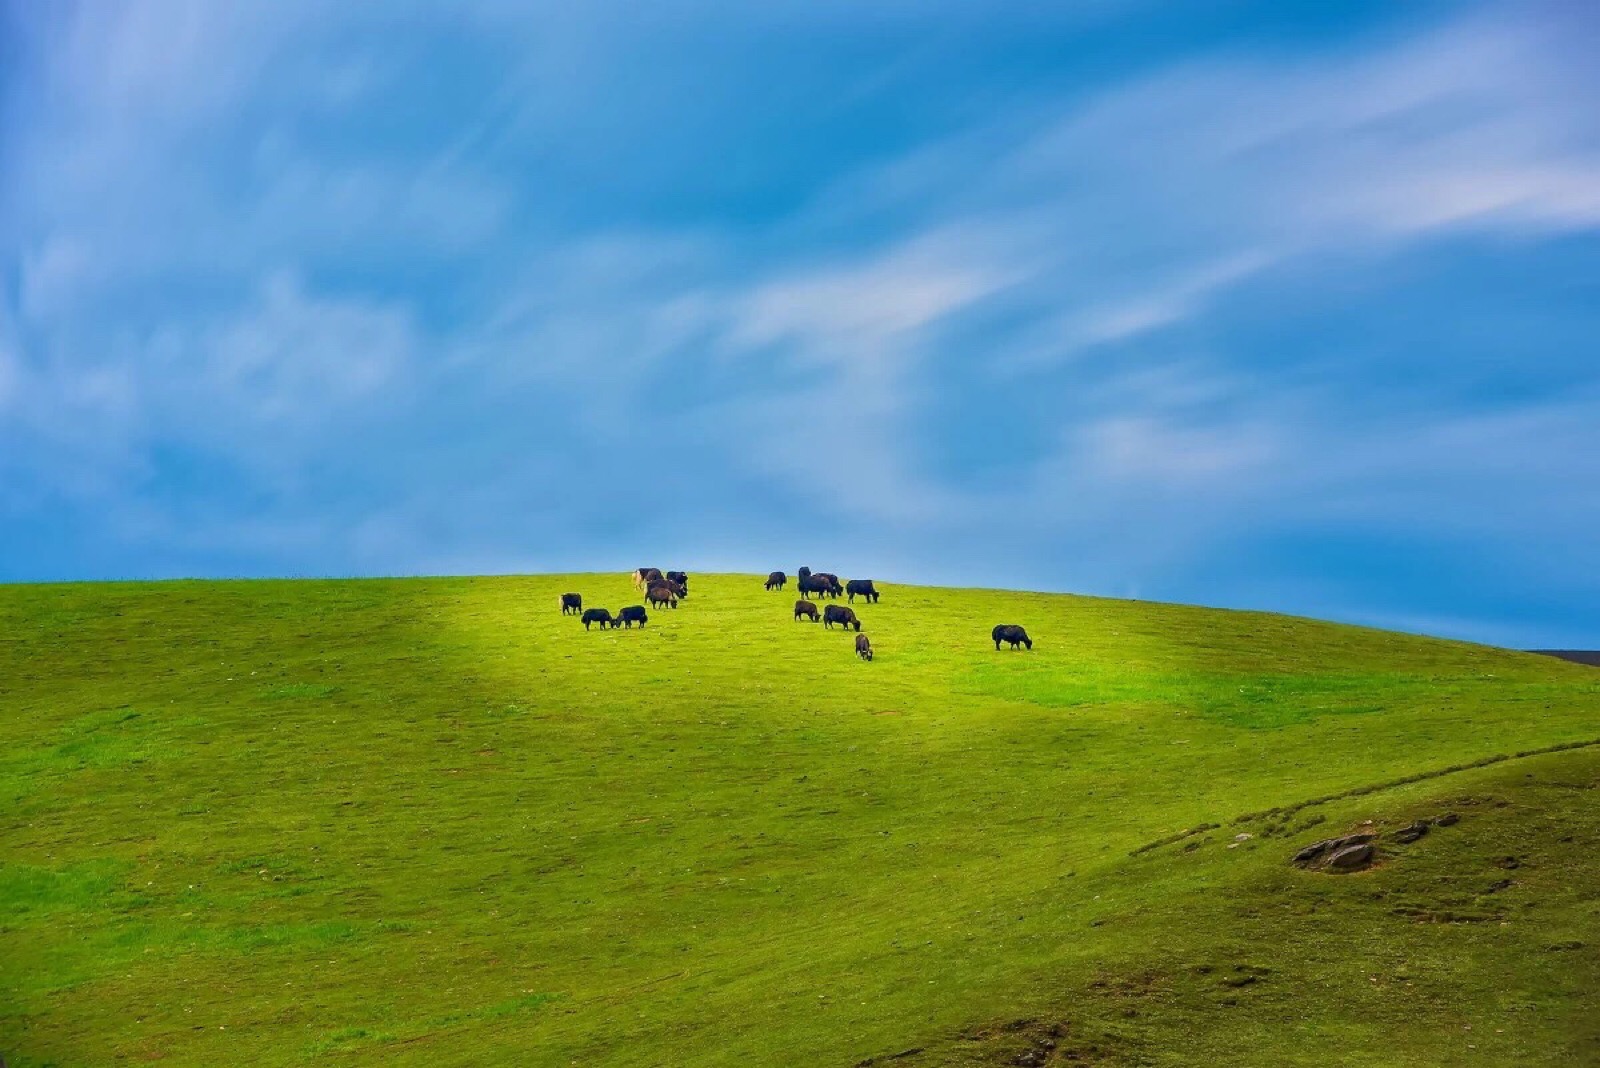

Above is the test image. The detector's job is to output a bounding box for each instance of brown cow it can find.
[794,599,820,622]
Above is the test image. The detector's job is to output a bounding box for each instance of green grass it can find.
[1,573,1597,1066]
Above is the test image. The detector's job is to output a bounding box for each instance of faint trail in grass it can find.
[1131,735,1600,856]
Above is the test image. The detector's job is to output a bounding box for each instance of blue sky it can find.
[2,1,1597,648]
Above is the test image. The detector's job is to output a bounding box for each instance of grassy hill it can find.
[2,573,1598,1066]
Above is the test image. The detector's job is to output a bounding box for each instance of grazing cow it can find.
[796,574,829,600]
[823,604,861,631]
[559,592,583,615]
[855,633,873,661]
[646,584,678,609]
[617,605,649,628]
[845,579,878,604]
[649,577,686,599]
[580,608,614,630]
[665,570,689,592]
[794,599,820,622]
[992,624,1033,650]
[765,570,787,590]
[815,573,844,598]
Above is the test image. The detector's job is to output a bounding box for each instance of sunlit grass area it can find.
[3,574,1598,1065]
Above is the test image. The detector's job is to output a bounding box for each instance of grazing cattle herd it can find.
[562,568,1037,659]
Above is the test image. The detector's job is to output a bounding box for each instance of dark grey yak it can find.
[992,624,1032,650]
[823,604,861,631]
[845,579,878,604]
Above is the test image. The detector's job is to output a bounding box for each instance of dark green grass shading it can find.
[1,574,1597,1066]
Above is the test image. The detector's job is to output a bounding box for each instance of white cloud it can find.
[191,272,415,426]
[727,235,1012,355]
[1078,415,1279,484]
[814,11,1600,374]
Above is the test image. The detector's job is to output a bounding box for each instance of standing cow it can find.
[617,605,649,628]
[765,571,787,590]
[992,624,1033,650]
[794,600,820,622]
[665,571,689,593]
[631,568,663,590]
[646,584,678,609]
[815,573,843,599]
[559,593,583,615]
[845,579,878,604]
[823,604,861,631]
[855,633,873,661]
[796,574,829,600]
[580,608,614,630]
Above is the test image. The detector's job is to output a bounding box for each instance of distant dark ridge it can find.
[1532,650,1600,667]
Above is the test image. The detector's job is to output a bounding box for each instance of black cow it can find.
[617,605,649,628]
[855,633,873,661]
[796,574,830,600]
[559,592,583,615]
[646,584,678,609]
[631,567,663,589]
[815,573,843,598]
[581,608,614,630]
[794,599,819,622]
[992,624,1033,650]
[765,570,787,590]
[845,579,878,604]
[665,570,689,592]
[823,604,861,631]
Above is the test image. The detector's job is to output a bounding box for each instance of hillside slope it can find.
[2,574,1597,1066]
